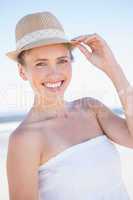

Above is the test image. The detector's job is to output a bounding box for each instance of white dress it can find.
[38,134,130,199]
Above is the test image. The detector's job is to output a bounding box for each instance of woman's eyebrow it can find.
[34,56,68,62]
[35,58,48,62]
[57,56,68,60]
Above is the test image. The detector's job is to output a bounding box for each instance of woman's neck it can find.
[29,95,70,120]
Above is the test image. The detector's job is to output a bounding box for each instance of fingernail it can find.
[71,40,77,42]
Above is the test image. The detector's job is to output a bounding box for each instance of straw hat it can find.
[6,11,74,62]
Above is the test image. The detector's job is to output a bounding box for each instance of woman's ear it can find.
[17,63,28,81]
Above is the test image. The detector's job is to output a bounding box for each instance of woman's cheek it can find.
[27,76,41,94]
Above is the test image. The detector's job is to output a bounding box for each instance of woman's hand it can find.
[71,33,119,75]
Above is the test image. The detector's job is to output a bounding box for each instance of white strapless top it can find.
[38,134,130,200]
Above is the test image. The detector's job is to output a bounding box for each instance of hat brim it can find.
[6,38,75,62]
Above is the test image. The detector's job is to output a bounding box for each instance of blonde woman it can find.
[6,11,133,200]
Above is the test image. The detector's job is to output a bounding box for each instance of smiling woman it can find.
[6,10,132,200]
[17,43,74,109]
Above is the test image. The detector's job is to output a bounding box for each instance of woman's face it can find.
[18,44,72,99]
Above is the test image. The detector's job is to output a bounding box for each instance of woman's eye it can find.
[58,60,68,64]
[35,63,47,67]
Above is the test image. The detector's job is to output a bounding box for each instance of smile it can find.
[41,80,65,92]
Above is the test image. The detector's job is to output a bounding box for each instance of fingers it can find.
[76,43,92,60]
[71,33,97,43]
[71,33,106,46]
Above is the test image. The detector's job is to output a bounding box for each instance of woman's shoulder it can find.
[8,122,43,158]
[7,125,42,199]
[71,96,99,111]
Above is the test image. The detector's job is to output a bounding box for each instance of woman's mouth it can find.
[41,80,65,92]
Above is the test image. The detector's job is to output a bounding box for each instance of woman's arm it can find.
[85,96,133,148]
[106,64,133,137]
[71,34,133,147]
[6,129,42,200]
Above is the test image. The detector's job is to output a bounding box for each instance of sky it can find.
[0,0,133,114]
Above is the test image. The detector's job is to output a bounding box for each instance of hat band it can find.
[16,28,67,49]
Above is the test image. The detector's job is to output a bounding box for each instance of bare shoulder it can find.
[70,97,90,109]
[71,96,102,112]
[80,96,109,113]
[7,124,43,199]
[72,96,114,120]
[8,123,43,167]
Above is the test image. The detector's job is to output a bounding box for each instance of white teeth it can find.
[45,81,63,88]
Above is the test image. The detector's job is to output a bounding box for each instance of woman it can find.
[6,11,133,200]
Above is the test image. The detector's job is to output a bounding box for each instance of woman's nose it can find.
[49,64,58,72]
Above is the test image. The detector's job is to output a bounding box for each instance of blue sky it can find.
[0,0,133,113]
